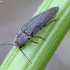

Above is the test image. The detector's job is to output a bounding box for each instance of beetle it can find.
[5,7,58,64]
[14,7,59,63]
[15,7,59,48]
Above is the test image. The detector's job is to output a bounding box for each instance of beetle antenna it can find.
[1,43,13,45]
[19,48,32,64]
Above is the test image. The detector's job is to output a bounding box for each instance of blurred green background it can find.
[0,0,70,70]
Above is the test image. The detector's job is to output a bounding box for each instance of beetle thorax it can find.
[14,33,29,48]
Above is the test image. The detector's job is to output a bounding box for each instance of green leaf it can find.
[1,0,70,70]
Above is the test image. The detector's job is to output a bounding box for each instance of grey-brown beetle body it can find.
[15,7,59,48]
[14,7,59,63]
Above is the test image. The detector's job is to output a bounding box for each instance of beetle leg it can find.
[49,19,58,24]
[32,35,46,40]
[28,38,39,44]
